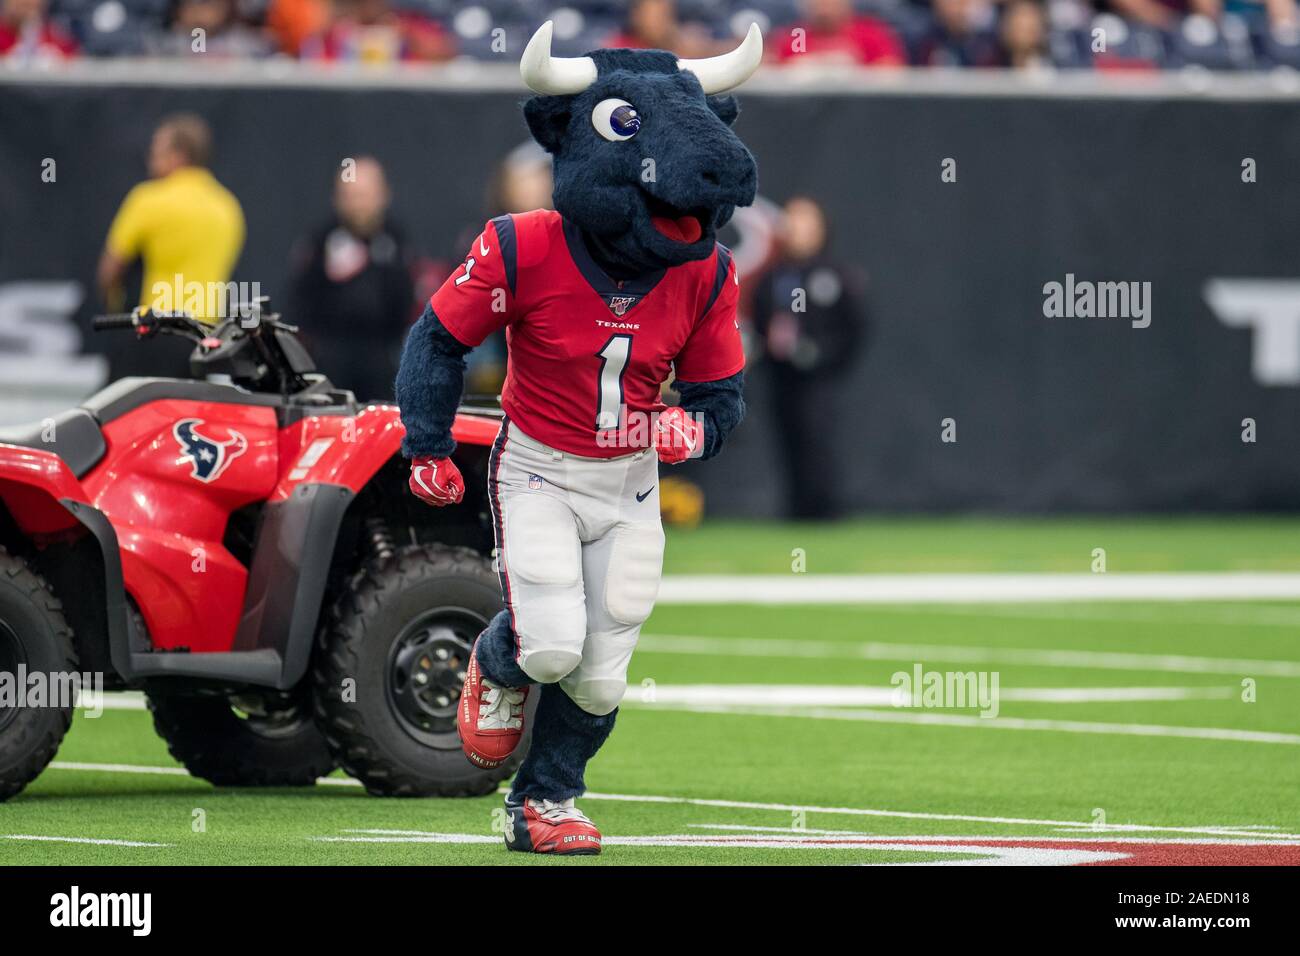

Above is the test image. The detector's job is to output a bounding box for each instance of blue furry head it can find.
[521,36,759,273]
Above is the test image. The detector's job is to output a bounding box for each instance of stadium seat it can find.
[674,0,728,22]
[455,20,535,59]
[743,0,799,26]
[555,25,623,55]
[390,0,453,15]
[49,0,97,15]
[471,0,543,21]
[562,0,624,16]
[1256,22,1300,69]
[873,1,931,47]
[1087,14,1168,70]
[1169,14,1256,70]
[77,2,150,56]
[118,0,168,17]
[1048,28,1092,70]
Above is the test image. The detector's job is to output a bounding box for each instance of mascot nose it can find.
[697,148,756,203]
[691,145,746,190]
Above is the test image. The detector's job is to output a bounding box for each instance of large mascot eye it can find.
[592,99,641,142]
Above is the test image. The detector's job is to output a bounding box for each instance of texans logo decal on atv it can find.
[173,418,248,483]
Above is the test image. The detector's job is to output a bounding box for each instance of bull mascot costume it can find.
[395,21,762,854]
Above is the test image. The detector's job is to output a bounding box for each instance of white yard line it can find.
[313,833,497,843]
[97,693,147,711]
[337,825,1300,846]
[49,760,190,776]
[635,700,1300,745]
[43,760,1299,840]
[576,791,1300,840]
[315,776,365,787]
[310,831,1122,864]
[47,760,363,785]
[638,633,1300,678]
[687,823,1299,843]
[656,573,1300,604]
[630,684,1234,708]
[902,603,1300,628]
[1,834,170,847]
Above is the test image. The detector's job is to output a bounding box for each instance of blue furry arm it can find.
[672,371,745,460]
[395,302,472,459]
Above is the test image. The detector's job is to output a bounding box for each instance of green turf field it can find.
[663,516,1300,573]
[3,518,1299,865]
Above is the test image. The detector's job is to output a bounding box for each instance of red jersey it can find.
[775,17,905,67]
[430,210,744,458]
[0,20,78,59]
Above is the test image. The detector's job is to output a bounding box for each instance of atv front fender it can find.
[0,445,88,536]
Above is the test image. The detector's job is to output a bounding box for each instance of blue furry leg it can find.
[472,612,616,801]
[473,610,531,688]
[508,684,617,802]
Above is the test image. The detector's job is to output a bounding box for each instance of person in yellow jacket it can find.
[97,114,245,324]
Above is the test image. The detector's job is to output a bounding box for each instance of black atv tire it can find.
[147,689,336,787]
[313,543,530,797]
[0,546,78,801]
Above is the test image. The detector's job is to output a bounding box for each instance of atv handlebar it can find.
[93,305,298,338]
[91,309,211,339]
[90,314,139,331]
[92,300,313,396]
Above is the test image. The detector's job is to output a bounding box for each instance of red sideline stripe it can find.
[862,838,1300,866]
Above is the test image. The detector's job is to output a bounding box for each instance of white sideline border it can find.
[5,60,1300,102]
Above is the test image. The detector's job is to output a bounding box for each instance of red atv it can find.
[0,302,528,800]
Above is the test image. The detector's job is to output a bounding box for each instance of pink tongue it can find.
[652,215,703,244]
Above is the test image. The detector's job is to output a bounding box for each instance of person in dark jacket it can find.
[751,196,867,519]
[289,156,415,401]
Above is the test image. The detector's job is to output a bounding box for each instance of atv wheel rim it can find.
[0,620,27,732]
[229,693,313,740]
[386,608,484,747]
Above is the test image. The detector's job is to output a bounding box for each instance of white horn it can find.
[520,20,597,95]
[677,22,763,95]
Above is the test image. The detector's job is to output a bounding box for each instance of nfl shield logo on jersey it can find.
[528,473,544,490]
[607,295,636,316]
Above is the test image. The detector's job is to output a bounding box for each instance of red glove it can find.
[654,407,705,465]
[408,456,464,506]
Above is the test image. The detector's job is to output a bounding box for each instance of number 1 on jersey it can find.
[454,256,476,286]
[596,334,631,433]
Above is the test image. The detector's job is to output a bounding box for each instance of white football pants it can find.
[488,418,665,716]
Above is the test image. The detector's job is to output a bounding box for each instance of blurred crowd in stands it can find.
[3,0,1299,72]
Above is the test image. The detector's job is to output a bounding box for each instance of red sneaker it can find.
[457,641,528,769]
[505,798,602,855]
